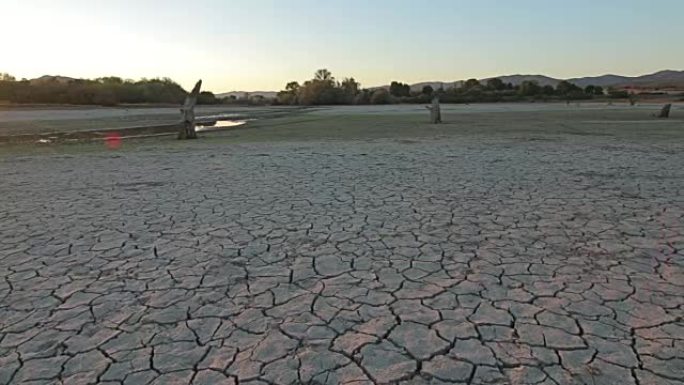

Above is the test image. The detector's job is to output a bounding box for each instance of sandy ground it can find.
[0,105,683,384]
[0,102,681,137]
[0,106,300,137]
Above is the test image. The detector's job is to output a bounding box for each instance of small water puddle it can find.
[196,120,246,132]
[29,119,250,144]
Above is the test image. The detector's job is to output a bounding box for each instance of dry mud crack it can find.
[0,138,683,385]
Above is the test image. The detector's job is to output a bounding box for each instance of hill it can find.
[408,81,464,92]
[566,74,631,88]
[481,75,560,87]
[381,70,684,91]
[216,91,278,99]
[618,70,684,88]
[29,75,76,85]
[216,70,684,96]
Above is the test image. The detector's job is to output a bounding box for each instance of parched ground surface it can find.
[1,106,683,384]
[0,106,300,137]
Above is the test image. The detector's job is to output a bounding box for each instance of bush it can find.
[566,91,592,101]
[353,91,370,105]
[608,90,630,99]
[370,89,392,104]
[197,91,219,105]
[275,72,602,106]
[389,81,410,97]
[0,77,188,105]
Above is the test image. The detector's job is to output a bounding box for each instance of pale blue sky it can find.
[2,0,683,92]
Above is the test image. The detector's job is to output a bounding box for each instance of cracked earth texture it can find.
[1,121,683,384]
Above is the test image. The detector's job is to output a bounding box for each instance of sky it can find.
[2,0,684,92]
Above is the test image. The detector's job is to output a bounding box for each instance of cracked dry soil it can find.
[0,134,683,385]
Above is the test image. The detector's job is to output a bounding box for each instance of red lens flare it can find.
[105,132,122,149]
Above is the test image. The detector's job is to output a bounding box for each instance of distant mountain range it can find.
[29,75,77,85]
[216,70,684,96]
[397,70,684,92]
[216,91,278,99]
[29,70,684,97]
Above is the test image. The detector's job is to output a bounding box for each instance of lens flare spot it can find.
[105,132,122,149]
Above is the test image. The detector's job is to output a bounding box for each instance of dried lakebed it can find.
[0,133,683,384]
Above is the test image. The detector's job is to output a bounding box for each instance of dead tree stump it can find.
[178,80,202,140]
[656,103,672,118]
[426,97,441,124]
[629,95,637,106]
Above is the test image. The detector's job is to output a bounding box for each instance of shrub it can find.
[370,89,392,104]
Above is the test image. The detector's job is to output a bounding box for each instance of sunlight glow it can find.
[2,0,683,92]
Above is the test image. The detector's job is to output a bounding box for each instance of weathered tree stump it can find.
[628,96,637,106]
[426,96,441,124]
[178,80,202,140]
[656,103,672,118]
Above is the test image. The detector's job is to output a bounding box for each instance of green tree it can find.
[296,69,339,105]
[486,78,505,91]
[277,81,300,105]
[314,69,334,82]
[464,78,481,90]
[0,73,16,101]
[341,78,360,94]
[285,81,300,92]
[1,75,189,105]
[340,77,360,103]
[556,80,581,95]
[96,76,124,84]
[389,81,410,97]
[370,89,391,104]
[519,80,541,96]
[278,71,363,105]
[607,88,630,98]
[299,83,334,105]
[197,91,218,104]
[354,90,371,105]
[422,85,434,95]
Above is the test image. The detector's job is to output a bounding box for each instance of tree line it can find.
[0,74,222,106]
[276,70,632,105]
[275,69,369,105]
[1,69,633,106]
